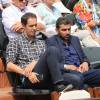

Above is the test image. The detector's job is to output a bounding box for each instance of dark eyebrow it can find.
[29,24,37,27]
[61,28,71,31]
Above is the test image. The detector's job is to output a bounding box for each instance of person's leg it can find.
[23,46,65,89]
[84,69,100,87]
[63,70,84,89]
[34,46,64,84]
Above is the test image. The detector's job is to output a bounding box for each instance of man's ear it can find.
[56,28,58,33]
[22,23,26,28]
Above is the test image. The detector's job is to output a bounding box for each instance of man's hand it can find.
[37,23,45,31]
[24,65,33,77]
[87,20,96,28]
[11,22,24,33]
[24,60,37,77]
[78,62,89,73]
[28,72,40,84]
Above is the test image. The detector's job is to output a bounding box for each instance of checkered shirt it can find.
[6,34,46,68]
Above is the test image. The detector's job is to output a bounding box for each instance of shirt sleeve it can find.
[2,8,19,30]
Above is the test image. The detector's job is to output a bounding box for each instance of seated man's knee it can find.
[73,75,84,89]
[64,73,84,89]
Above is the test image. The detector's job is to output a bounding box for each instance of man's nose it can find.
[66,29,70,33]
[33,26,37,30]
[22,0,27,3]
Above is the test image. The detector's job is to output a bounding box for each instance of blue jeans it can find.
[63,69,100,89]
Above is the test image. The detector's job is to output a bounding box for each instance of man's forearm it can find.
[64,64,78,71]
[7,62,25,76]
[27,60,37,70]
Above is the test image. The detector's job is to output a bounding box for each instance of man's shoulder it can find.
[47,35,78,41]
[70,35,81,45]
[2,5,17,17]
[36,39,45,43]
[70,35,79,40]
[46,35,58,46]
[9,35,23,43]
[2,5,12,13]
[47,35,57,41]
[2,6,12,13]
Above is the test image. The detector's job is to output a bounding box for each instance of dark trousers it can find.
[22,46,64,89]
[22,46,100,90]
[63,69,100,89]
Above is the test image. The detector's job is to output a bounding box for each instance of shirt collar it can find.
[57,35,66,46]
[22,33,36,43]
[12,4,27,12]
[57,35,71,46]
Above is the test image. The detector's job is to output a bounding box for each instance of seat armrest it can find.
[90,61,100,69]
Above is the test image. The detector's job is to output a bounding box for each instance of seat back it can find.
[0,18,9,58]
[83,47,100,69]
[7,72,21,88]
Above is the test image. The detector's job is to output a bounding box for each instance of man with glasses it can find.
[2,0,45,39]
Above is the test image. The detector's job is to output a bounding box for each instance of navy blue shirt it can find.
[60,38,80,67]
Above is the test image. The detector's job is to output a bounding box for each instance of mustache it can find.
[65,34,70,38]
[60,34,71,44]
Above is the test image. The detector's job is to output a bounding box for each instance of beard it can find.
[60,34,71,44]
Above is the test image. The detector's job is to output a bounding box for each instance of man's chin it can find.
[64,35,71,42]
[65,35,70,39]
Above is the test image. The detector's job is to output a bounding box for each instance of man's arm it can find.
[7,61,39,84]
[7,60,37,76]
[46,36,68,71]
[6,37,39,84]
[64,64,78,71]
[2,8,21,33]
[24,60,37,77]
[78,62,89,73]
[64,62,89,73]
[11,22,24,33]
[7,61,25,76]
[0,4,4,11]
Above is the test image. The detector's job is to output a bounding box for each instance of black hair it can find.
[21,12,37,26]
[56,16,71,29]
[65,13,76,25]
